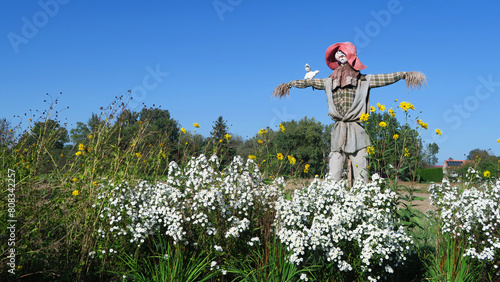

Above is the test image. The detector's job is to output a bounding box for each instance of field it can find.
[1,99,499,281]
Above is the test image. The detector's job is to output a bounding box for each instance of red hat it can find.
[325,42,366,70]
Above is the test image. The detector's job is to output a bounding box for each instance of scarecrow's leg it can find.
[329,151,346,181]
[350,149,369,183]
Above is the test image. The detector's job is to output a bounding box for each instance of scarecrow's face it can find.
[335,50,348,64]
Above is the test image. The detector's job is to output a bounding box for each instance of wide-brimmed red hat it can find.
[325,42,366,70]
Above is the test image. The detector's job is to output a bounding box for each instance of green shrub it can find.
[419,167,443,183]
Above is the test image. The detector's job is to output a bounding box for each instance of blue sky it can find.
[2,0,500,164]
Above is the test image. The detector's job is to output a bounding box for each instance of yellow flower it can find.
[258,128,268,136]
[435,129,442,136]
[181,128,186,134]
[389,107,395,118]
[379,121,387,127]
[366,146,375,155]
[72,177,78,182]
[287,155,296,165]
[78,143,85,151]
[88,134,93,139]
[93,181,97,186]
[136,152,142,158]
[404,148,410,157]
[484,171,491,178]
[219,139,223,143]
[279,123,286,133]
[248,154,257,160]
[72,190,79,196]
[193,123,200,128]
[75,151,82,156]
[497,138,500,143]
[304,164,310,173]
[376,103,386,111]
[137,121,142,125]
[26,165,29,169]
[161,153,166,159]
[370,106,376,112]
[29,118,32,122]
[224,133,231,141]
[399,101,415,112]
[257,140,263,144]
[392,134,399,140]
[61,153,64,157]
[359,113,370,122]
[277,153,284,160]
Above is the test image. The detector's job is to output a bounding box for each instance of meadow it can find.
[1,95,499,281]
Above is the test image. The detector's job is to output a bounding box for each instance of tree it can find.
[0,118,15,148]
[271,117,330,176]
[20,119,69,149]
[70,113,104,144]
[422,142,439,166]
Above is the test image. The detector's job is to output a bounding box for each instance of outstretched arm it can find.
[272,78,327,98]
[370,71,427,89]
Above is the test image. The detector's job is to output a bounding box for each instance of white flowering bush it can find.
[275,175,413,281]
[93,154,283,263]
[430,168,500,273]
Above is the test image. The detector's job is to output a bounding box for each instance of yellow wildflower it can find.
[497,138,500,143]
[136,152,142,158]
[435,129,442,136]
[366,146,375,155]
[258,128,268,136]
[389,108,395,118]
[224,133,231,141]
[161,153,166,159]
[75,151,82,156]
[277,153,284,160]
[78,143,85,151]
[287,155,296,165]
[304,164,310,173]
[376,103,386,111]
[257,140,263,144]
[399,101,415,112]
[379,121,387,127]
[393,134,399,140]
[248,155,257,160]
[484,171,491,178]
[181,128,186,134]
[279,123,286,133]
[61,153,64,157]
[72,177,78,182]
[359,113,370,122]
[404,148,410,157]
[219,139,223,143]
[137,121,142,125]
[88,134,93,139]
[370,106,376,112]
[29,118,32,122]
[93,181,97,186]
[72,190,79,196]
[193,123,200,128]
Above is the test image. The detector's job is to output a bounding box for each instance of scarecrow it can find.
[272,42,426,183]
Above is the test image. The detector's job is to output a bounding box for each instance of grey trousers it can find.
[329,149,369,183]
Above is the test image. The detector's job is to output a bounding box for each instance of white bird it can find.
[304,63,320,80]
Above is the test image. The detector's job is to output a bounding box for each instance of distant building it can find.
[442,158,473,179]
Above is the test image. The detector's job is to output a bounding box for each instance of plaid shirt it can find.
[288,72,406,115]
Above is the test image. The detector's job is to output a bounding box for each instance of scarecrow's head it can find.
[325,42,366,71]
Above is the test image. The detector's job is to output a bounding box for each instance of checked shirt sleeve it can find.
[369,72,406,88]
[288,78,327,90]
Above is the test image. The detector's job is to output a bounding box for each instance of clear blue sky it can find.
[2,0,500,164]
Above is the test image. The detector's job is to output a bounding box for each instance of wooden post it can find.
[347,158,352,188]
